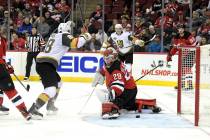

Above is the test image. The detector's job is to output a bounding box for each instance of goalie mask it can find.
[103,47,118,67]
[115,24,123,35]
[58,21,75,33]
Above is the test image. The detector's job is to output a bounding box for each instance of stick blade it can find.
[26,85,30,91]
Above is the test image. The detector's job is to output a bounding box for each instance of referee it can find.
[24,27,45,81]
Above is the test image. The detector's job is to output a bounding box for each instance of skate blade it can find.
[0,111,9,115]
[31,114,43,120]
[46,110,58,116]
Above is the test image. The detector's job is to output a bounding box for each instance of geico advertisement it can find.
[6,52,178,81]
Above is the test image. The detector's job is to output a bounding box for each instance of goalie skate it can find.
[0,105,9,115]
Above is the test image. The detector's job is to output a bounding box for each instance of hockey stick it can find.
[13,73,30,92]
[145,34,157,44]
[78,86,96,114]
[135,60,163,82]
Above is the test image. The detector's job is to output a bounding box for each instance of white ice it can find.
[0,81,210,140]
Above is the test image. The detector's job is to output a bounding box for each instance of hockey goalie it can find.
[92,47,161,119]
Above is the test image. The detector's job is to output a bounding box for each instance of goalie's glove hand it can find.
[92,71,105,87]
[109,89,115,102]
[5,63,14,74]
[166,54,172,62]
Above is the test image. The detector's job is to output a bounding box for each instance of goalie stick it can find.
[78,86,96,114]
[13,73,30,92]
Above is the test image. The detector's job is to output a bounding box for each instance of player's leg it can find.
[46,73,62,114]
[0,64,31,120]
[29,63,57,119]
[0,90,9,115]
[120,87,138,111]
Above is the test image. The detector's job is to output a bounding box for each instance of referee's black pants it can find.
[25,52,39,78]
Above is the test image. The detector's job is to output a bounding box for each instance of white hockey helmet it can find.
[115,24,123,34]
[102,47,118,67]
[58,21,75,33]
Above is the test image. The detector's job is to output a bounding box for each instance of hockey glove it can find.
[5,63,14,74]
[92,71,105,87]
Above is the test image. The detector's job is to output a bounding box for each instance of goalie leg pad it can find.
[135,99,157,113]
[102,102,120,119]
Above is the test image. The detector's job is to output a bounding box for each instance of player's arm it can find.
[166,38,179,62]
[77,32,92,49]
[128,35,145,47]
[62,33,74,47]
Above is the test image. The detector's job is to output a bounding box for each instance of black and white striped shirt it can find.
[25,34,44,52]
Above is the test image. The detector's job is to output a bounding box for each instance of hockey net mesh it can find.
[178,45,210,126]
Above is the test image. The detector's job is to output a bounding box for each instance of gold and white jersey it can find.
[110,32,133,54]
[36,33,71,68]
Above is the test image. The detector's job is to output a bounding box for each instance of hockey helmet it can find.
[115,24,123,34]
[103,47,118,67]
[58,21,75,33]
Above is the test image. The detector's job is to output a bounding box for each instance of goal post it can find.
[177,44,210,126]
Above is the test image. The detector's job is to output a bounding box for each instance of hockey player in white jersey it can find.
[101,24,144,80]
[28,21,91,119]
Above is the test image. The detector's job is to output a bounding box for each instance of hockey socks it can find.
[4,89,30,120]
[36,93,50,109]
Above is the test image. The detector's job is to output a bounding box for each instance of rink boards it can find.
[6,51,178,87]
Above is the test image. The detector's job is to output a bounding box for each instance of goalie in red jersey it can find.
[166,23,199,90]
[92,47,161,119]
[0,27,31,121]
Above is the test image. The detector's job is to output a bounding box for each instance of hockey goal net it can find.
[177,44,210,126]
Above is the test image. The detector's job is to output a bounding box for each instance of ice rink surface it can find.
[0,81,210,140]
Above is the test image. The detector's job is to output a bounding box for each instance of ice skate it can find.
[20,108,32,122]
[46,99,58,115]
[28,103,43,120]
[0,105,9,115]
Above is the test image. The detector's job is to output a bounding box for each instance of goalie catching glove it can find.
[92,71,105,87]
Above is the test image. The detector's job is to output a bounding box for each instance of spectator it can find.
[120,15,130,30]
[11,32,26,51]
[22,3,32,18]
[33,16,50,40]
[147,35,161,52]
[13,0,25,12]
[17,17,32,35]
[55,0,71,20]
[44,11,59,34]
[13,11,24,30]
[89,4,103,24]
[200,36,208,45]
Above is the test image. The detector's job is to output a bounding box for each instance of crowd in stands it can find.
[0,0,210,52]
